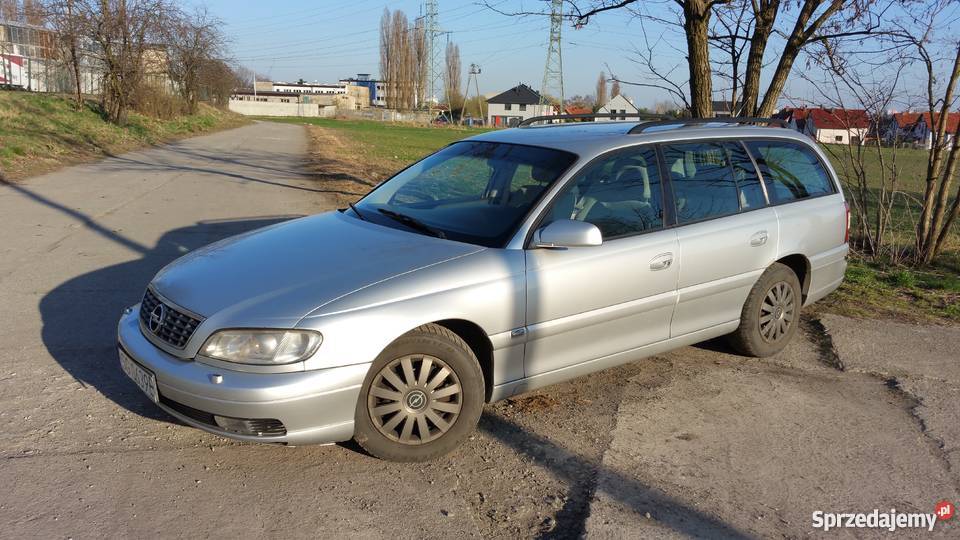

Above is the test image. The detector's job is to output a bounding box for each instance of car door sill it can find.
[489,319,739,402]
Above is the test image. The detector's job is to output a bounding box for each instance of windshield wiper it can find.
[348,202,367,221]
[377,208,446,239]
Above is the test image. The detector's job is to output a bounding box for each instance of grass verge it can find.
[0,91,248,181]
[268,116,959,325]
[812,256,960,324]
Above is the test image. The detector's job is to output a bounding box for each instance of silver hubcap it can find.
[367,354,462,445]
[759,281,796,342]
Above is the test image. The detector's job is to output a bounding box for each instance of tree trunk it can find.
[740,0,779,116]
[919,44,960,261]
[684,0,713,118]
[927,117,960,261]
[757,0,844,117]
[70,45,83,110]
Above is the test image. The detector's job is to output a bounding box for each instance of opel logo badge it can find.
[406,390,427,411]
[148,304,166,334]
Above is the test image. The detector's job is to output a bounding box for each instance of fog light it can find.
[213,415,248,434]
[212,415,286,436]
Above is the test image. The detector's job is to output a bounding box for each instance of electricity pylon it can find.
[461,63,482,125]
[424,0,445,116]
[540,0,564,110]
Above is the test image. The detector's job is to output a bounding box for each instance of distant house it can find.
[486,84,554,127]
[887,112,959,150]
[596,94,639,121]
[712,100,740,118]
[775,107,870,145]
[564,104,593,116]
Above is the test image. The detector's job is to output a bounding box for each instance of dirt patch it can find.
[303,125,397,207]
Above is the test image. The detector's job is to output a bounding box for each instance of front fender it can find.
[296,249,526,382]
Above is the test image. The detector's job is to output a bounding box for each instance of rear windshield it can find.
[356,141,577,247]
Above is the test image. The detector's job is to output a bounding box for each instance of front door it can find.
[523,145,679,377]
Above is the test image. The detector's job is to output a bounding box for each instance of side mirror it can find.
[533,219,603,249]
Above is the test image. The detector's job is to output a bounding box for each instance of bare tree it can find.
[84,0,170,124]
[444,40,461,110]
[595,71,607,107]
[164,6,225,114]
[709,0,752,113]
[379,8,427,110]
[804,40,910,259]
[487,0,882,118]
[198,58,242,108]
[412,18,426,107]
[0,0,19,20]
[807,0,960,264]
[891,2,960,262]
[22,0,44,23]
[44,0,89,109]
[610,78,620,98]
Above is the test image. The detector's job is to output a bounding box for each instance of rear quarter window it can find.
[745,141,835,203]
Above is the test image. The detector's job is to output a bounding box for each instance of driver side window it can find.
[543,146,663,239]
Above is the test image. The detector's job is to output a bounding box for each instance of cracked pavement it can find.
[1,123,958,539]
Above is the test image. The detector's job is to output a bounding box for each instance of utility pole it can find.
[540,0,564,113]
[460,63,482,125]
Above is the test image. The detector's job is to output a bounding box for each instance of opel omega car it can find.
[118,116,849,461]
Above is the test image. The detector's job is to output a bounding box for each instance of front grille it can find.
[139,288,202,349]
[159,394,287,437]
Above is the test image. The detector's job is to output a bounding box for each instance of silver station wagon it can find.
[118,116,849,461]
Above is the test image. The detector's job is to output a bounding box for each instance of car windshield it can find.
[355,141,578,247]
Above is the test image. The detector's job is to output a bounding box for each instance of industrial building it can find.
[339,74,387,108]
[229,83,370,117]
[0,18,100,93]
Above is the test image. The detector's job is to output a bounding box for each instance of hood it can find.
[152,211,483,325]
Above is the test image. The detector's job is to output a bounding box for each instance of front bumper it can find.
[117,306,370,445]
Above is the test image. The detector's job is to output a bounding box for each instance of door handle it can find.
[750,231,769,247]
[649,252,674,271]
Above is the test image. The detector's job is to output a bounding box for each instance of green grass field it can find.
[257,117,490,166]
[0,91,246,180]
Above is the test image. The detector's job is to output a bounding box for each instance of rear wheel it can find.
[353,324,484,462]
[728,262,802,357]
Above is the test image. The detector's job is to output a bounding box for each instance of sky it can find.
[195,0,960,111]
[196,0,696,106]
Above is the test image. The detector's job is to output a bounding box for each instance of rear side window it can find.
[746,141,835,203]
[662,142,740,223]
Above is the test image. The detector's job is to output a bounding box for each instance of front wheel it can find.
[353,324,484,462]
[727,262,802,358]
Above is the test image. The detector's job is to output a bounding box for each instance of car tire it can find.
[353,323,484,462]
[727,262,802,358]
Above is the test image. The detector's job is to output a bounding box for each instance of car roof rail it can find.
[517,112,671,127]
[627,116,787,134]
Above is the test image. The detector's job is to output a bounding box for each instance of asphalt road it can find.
[1,122,957,539]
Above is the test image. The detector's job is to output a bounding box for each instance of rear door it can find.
[745,139,848,303]
[523,145,679,377]
[664,140,779,337]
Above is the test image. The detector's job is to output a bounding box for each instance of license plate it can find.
[120,349,159,403]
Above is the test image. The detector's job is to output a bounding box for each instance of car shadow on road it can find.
[31,198,299,420]
[478,412,752,539]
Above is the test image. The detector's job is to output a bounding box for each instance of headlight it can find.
[200,330,322,365]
